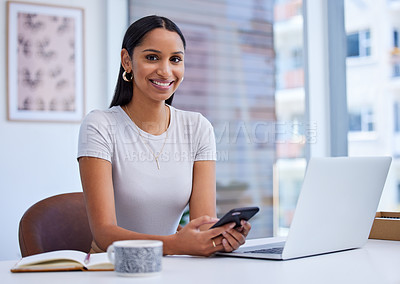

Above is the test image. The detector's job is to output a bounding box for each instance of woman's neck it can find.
[124,99,169,135]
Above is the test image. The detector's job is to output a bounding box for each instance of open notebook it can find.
[11,250,113,272]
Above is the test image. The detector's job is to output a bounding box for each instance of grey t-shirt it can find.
[78,105,216,235]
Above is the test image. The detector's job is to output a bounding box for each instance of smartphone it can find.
[209,206,259,229]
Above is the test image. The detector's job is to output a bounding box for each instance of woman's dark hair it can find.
[109,15,186,108]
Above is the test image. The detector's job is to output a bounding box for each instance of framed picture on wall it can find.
[6,1,84,122]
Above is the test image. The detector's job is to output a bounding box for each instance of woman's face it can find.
[130,28,185,104]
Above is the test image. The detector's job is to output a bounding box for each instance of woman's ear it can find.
[121,49,132,72]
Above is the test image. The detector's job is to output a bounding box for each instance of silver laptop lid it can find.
[282,156,391,260]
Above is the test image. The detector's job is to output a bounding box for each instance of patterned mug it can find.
[107,240,163,276]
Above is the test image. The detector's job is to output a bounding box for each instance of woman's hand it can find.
[218,220,252,252]
[170,216,236,256]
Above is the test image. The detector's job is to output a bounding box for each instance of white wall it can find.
[0,0,126,260]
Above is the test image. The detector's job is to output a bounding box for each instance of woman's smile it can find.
[149,79,175,90]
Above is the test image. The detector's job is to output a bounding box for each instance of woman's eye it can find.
[146,55,158,61]
[170,56,182,63]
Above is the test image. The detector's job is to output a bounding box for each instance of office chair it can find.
[18,192,93,257]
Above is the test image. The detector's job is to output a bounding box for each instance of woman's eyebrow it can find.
[142,48,161,53]
[142,49,184,55]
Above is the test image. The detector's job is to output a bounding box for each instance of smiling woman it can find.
[77,15,253,256]
[124,28,185,109]
[110,15,186,108]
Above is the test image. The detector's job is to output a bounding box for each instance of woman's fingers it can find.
[239,220,252,237]
[210,235,225,249]
[207,227,245,253]
[222,238,233,252]
[180,216,253,255]
[180,217,235,255]
[206,222,236,239]
[219,221,252,252]
[187,216,219,230]
[221,230,244,250]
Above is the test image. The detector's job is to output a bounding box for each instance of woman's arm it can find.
[189,160,217,225]
[79,156,232,256]
[79,157,168,250]
[189,160,252,252]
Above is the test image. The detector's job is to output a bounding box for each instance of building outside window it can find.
[272,0,305,234]
[392,29,400,77]
[345,0,400,211]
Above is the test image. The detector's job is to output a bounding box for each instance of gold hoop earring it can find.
[123,71,133,82]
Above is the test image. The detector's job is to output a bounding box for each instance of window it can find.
[128,0,305,237]
[291,47,303,69]
[394,64,400,77]
[393,29,400,77]
[348,108,375,133]
[397,182,400,204]
[273,0,305,235]
[346,30,371,57]
[345,0,399,211]
[394,102,400,133]
[129,0,280,238]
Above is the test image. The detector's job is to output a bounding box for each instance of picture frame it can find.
[6,1,85,122]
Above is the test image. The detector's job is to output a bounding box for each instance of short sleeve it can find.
[77,110,114,162]
[195,116,217,161]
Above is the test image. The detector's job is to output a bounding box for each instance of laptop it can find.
[216,156,392,260]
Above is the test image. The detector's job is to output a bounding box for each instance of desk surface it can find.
[2,238,400,284]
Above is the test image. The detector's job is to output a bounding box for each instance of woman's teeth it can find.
[152,80,171,87]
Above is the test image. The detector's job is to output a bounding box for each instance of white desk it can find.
[2,238,400,284]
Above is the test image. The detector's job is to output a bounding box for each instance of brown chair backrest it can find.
[18,192,93,257]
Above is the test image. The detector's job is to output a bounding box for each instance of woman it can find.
[77,15,251,256]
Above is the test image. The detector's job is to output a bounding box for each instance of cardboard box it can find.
[369,212,400,241]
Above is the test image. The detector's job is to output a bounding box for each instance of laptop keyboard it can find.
[244,247,284,254]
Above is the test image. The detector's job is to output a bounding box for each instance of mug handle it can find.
[107,244,115,264]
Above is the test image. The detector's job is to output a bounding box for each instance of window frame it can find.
[346,29,371,58]
[304,0,348,158]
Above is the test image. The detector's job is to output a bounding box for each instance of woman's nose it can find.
[156,61,172,77]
